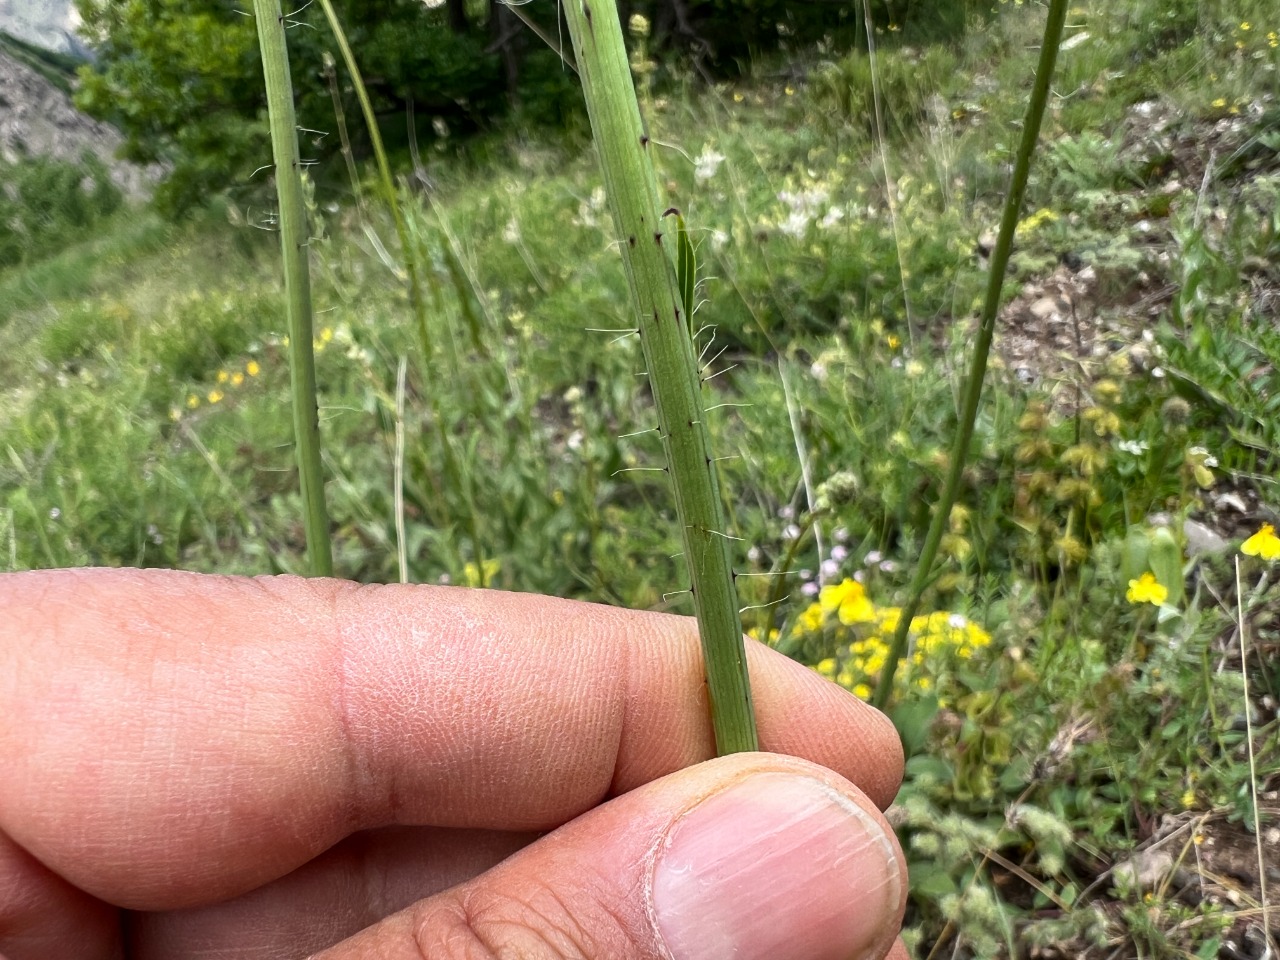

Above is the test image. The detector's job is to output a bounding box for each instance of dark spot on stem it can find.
[653,232,663,244]
[640,135,650,147]
[628,236,636,247]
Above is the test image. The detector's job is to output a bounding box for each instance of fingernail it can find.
[650,772,900,960]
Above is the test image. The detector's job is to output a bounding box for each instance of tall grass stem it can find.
[561,0,758,754]
[253,0,333,577]
[873,0,1069,709]
[316,0,434,360]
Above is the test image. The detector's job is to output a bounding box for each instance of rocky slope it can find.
[0,0,84,56]
[0,46,158,199]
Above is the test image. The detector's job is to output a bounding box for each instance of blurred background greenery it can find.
[1,0,1278,955]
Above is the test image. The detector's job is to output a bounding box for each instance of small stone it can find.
[1029,296,1062,320]
[1183,519,1227,556]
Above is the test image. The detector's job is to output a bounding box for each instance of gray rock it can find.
[0,0,81,55]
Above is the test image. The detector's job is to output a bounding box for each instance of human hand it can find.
[0,568,907,959]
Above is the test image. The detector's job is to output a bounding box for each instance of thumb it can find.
[318,753,906,960]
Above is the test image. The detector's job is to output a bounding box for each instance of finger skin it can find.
[0,831,118,960]
[129,827,535,960]
[316,754,908,960]
[0,569,902,928]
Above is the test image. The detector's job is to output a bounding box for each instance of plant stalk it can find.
[561,0,757,754]
[316,0,434,361]
[873,0,1069,709]
[253,0,333,577]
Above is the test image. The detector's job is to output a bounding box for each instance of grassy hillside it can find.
[1,0,1277,955]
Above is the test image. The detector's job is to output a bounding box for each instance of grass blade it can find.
[872,0,1070,709]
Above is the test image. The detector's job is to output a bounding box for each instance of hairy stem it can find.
[561,0,757,754]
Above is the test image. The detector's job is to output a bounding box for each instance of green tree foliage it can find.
[0,152,122,267]
[75,0,512,215]
[72,0,982,216]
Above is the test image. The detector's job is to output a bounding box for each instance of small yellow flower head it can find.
[815,657,837,679]
[246,360,261,377]
[1212,97,1228,108]
[1092,379,1121,404]
[462,558,501,588]
[799,602,826,633]
[886,334,901,350]
[207,389,224,405]
[628,13,650,37]
[321,327,334,343]
[1126,571,1168,606]
[186,394,200,409]
[1240,21,1251,30]
[819,578,877,625]
[231,372,245,387]
[853,683,872,700]
[216,370,230,384]
[1241,523,1280,560]
[168,407,182,422]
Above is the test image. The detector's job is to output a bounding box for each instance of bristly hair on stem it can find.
[560,0,758,755]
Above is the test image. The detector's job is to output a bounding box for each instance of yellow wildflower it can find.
[231,372,245,387]
[246,360,261,377]
[853,683,872,700]
[186,394,200,409]
[1241,523,1280,560]
[815,657,837,679]
[819,578,877,624]
[462,558,501,587]
[206,389,224,404]
[216,369,230,384]
[1126,571,1168,606]
[798,602,826,633]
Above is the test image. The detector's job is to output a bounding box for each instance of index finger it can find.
[0,568,902,911]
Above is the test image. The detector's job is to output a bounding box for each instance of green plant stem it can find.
[561,0,757,754]
[316,0,433,361]
[253,0,333,577]
[873,0,1069,710]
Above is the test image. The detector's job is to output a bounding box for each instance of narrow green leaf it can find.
[666,207,696,338]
